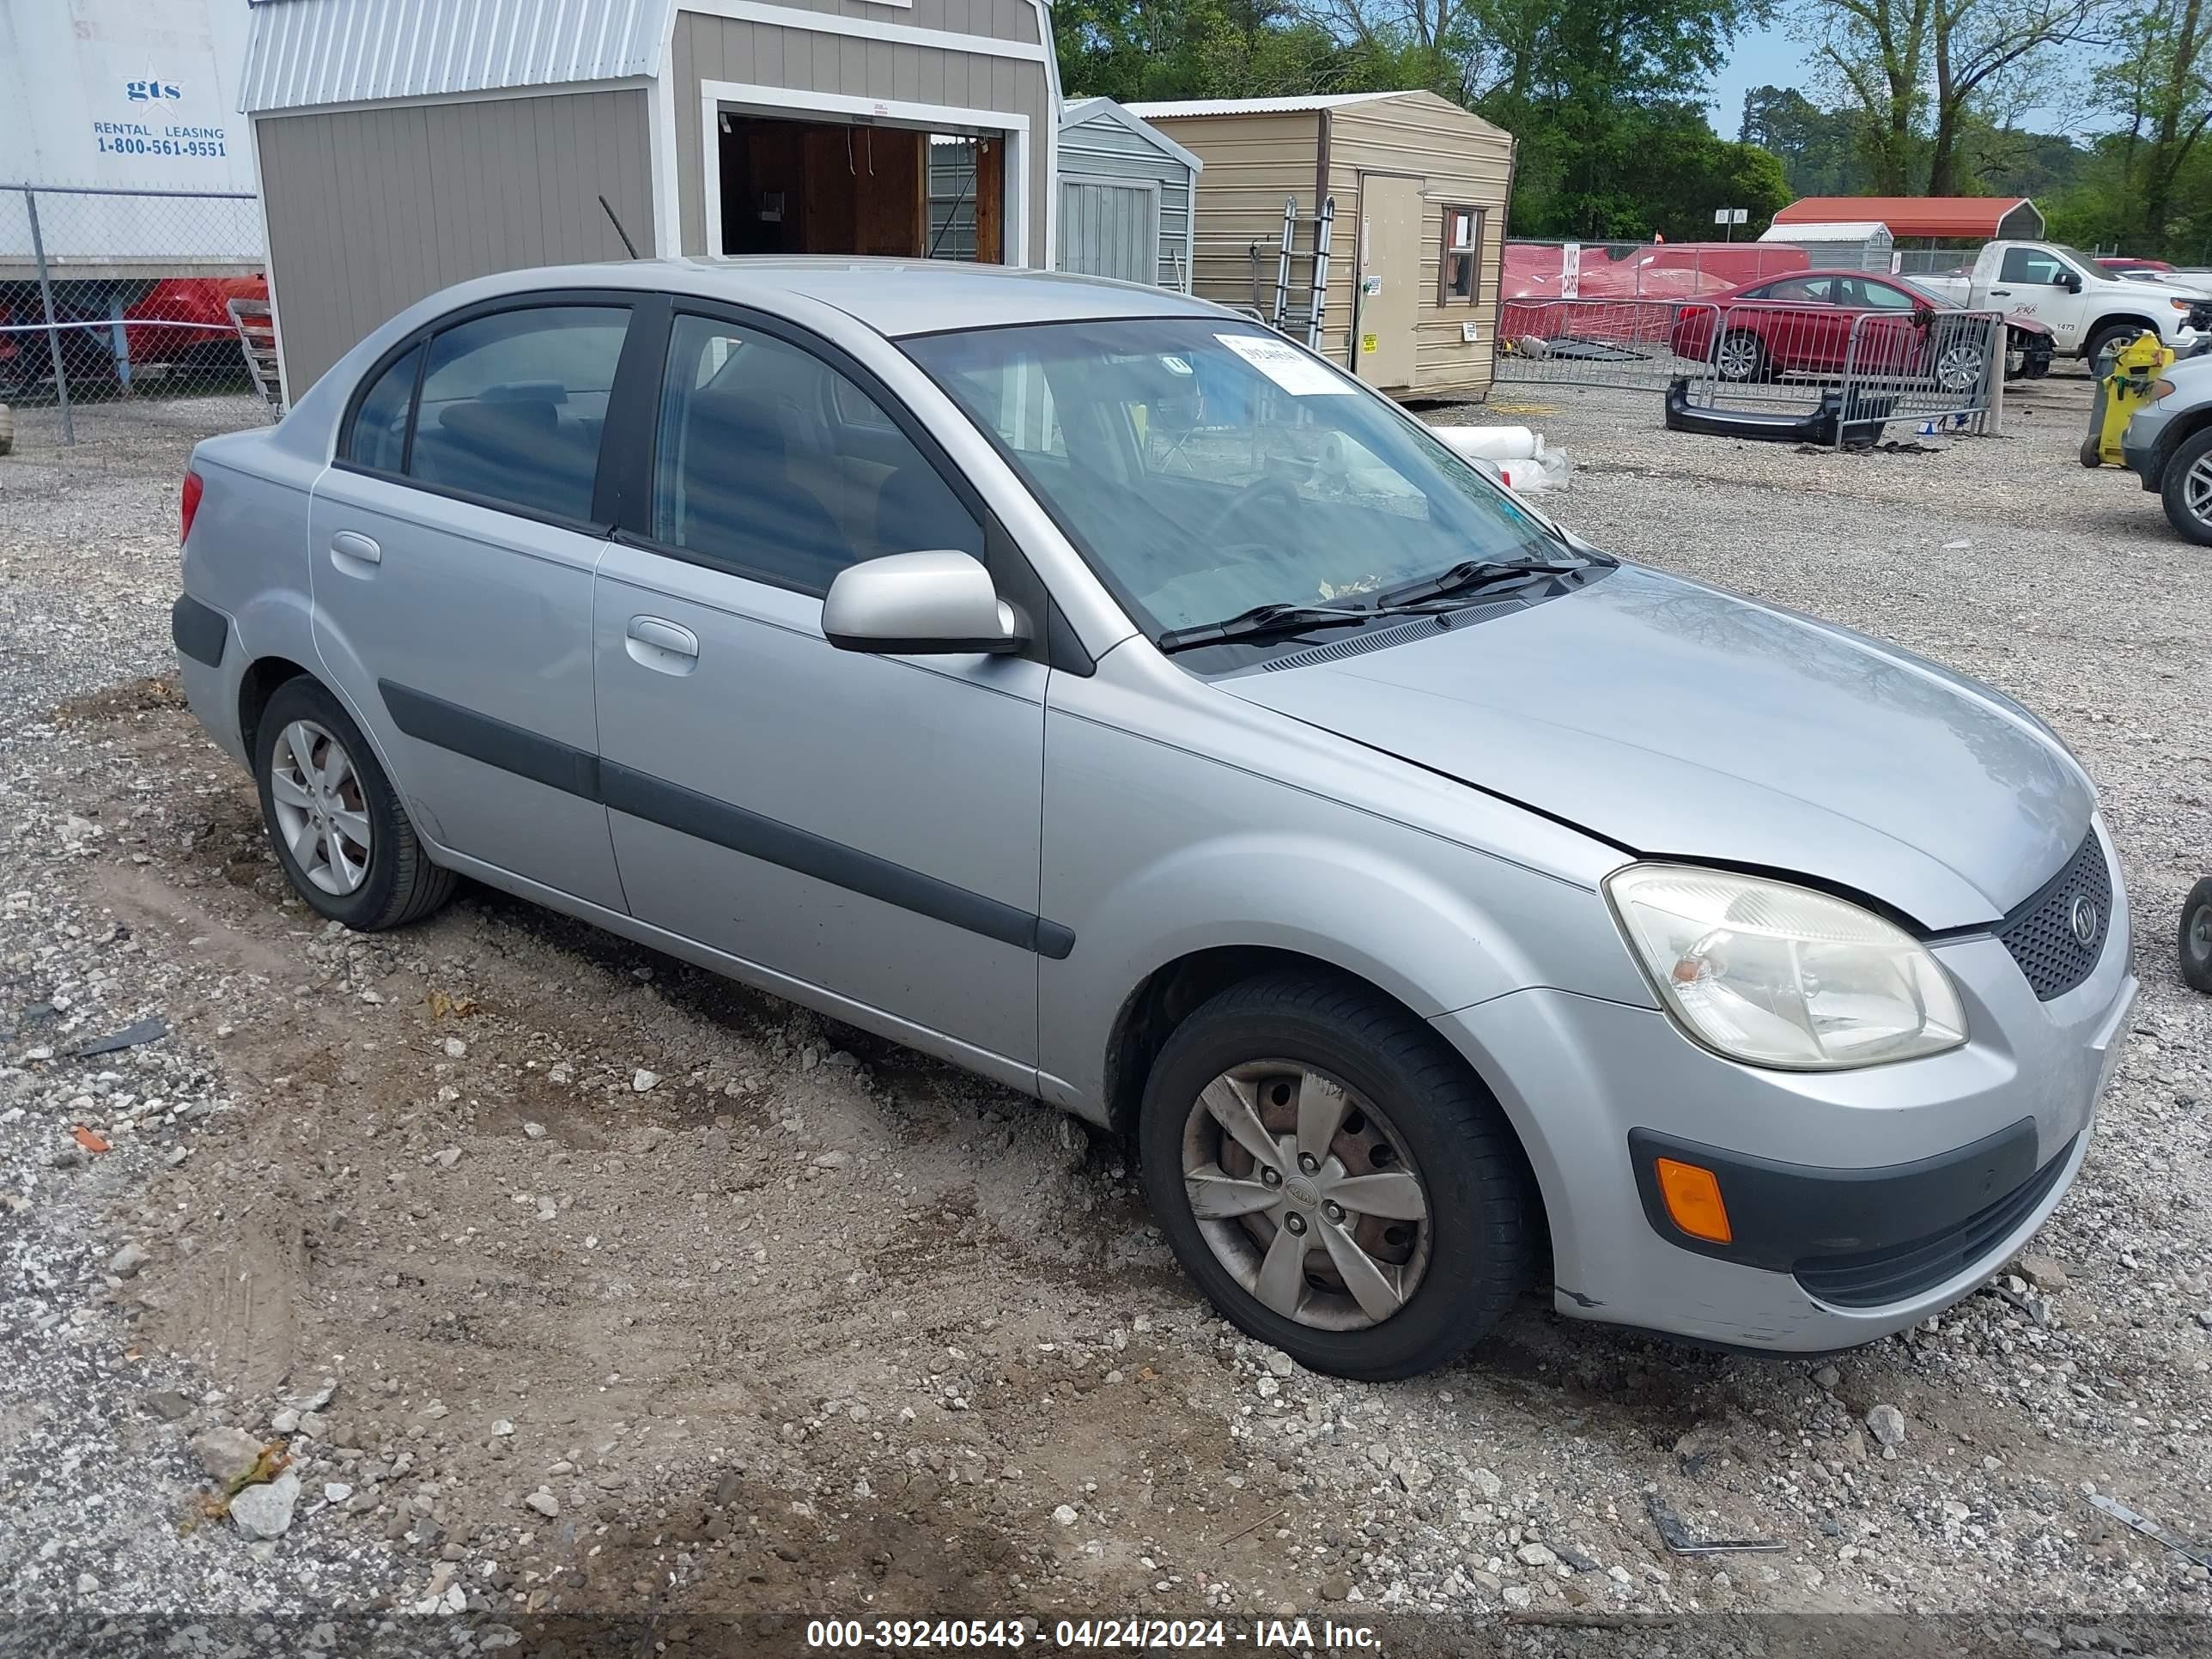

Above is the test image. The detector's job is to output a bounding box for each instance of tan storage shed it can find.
[1128,91,1512,399]
[240,0,1062,402]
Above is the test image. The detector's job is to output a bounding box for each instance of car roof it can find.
[1747,269,1905,283]
[480,256,1228,338]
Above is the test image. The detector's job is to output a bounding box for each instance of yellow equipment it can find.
[2081,329,2173,467]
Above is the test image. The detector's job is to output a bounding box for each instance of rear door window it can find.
[404,306,630,524]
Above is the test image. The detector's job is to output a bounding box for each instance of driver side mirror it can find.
[2058,270,2082,293]
[823,550,1025,656]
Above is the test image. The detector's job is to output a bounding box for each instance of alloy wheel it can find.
[2187,451,2212,531]
[1934,343,1982,395]
[268,719,374,896]
[1715,333,1761,382]
[1179,1060,1431,1331]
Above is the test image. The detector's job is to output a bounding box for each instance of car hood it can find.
[2133,276,2212,301]
[1220,564,2093,929]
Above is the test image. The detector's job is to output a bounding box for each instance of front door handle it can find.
[1988,289,2011,298]
[625,615,699,675]
[330,531,381,571]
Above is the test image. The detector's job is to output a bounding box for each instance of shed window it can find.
[1439,207,1483,304]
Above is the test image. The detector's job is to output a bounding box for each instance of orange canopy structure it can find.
[1771,197,2045,240]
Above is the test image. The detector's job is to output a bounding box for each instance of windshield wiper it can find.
[1366,555,1597,611]
[1156,600,1456,654]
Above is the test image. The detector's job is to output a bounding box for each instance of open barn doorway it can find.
[714,112,1006,263]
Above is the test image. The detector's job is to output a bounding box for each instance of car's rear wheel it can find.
[2160,427,2212,546]
[253,677,456,930]
[1138,973,1533,1381]
[1712,329,1767,383]
[1928,339,1985,395]
[2182,879,2212,994]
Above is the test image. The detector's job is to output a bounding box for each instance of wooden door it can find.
[1354,174,1421,390]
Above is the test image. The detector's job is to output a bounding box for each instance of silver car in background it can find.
[171,261,2136,1378]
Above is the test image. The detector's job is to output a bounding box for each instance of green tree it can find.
[1792,0,2111,194]
[1797,0,1932,190]
[1740,82,1869,190]
[2095,0,2212,250]
[1924,0,2107,193]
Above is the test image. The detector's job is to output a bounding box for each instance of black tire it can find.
[2181,878,2212,995]
[1138,972,1534,1381]
[2159,426,2212,547]
[2084,323,2144,368]
[252,676,456,931]
[1712,328,1768,384]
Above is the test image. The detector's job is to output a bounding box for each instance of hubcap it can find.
[1180,1061,1431,1333]
[269,719,373,896]
[2190,905,2212,964]
[2186,453,2212,527]
[1936,345,1980,393]
[1717,335,1759,380]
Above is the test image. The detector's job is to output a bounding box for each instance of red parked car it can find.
[1668,270,2054,387]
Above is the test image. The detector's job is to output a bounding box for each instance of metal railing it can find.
[1676,301,2006,448]
[1497,298,1715,392]
[1499,295,2006,448]
[1,183,272,456]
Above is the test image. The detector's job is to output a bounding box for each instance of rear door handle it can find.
[330,531,381,570]
[625,615,699,675]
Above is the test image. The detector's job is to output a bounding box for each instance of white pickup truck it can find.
[1915,241,2209,362]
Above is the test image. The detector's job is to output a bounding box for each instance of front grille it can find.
[1794,1138,2075,1309]
[1993,834,2112,1000]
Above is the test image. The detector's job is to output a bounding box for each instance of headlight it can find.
[1605,864,1967,1071]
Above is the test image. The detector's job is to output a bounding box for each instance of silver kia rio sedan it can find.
[170,260,2136,1379]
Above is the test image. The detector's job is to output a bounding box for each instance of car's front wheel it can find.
[253,676,457,930]
[1139,973,1534,1381]
[2181,878,2212,994]
[2160,426,2212,547]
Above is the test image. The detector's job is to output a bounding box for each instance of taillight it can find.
[180,469,204,545]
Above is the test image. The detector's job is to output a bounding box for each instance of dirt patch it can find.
[52,673,187,724]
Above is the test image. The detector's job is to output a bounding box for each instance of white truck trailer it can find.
[1,0,262,400]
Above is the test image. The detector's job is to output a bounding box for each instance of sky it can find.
[1707,20,1810,140]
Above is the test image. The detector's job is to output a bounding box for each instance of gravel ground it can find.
[1,376,2209,1658]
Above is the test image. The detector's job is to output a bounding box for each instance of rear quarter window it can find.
[345,343,422,472]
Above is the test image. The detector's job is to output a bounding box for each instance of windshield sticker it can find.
[1217,332,1354,396]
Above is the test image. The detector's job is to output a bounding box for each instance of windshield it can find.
[901,319,1562,638]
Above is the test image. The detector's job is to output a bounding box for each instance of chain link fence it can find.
[2,184,275,467]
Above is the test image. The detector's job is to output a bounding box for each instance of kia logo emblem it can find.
[2069,895,2100,947]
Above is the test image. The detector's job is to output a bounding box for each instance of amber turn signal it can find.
[1655,1157,1732,1244]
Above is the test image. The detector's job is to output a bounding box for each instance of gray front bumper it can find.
[1431,818,2137,1351]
